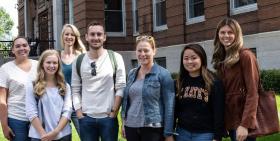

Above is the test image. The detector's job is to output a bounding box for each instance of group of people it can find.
[0,17,260,141]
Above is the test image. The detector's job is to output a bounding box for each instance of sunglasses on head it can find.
[136,35,154,41]
[91,62,96,76]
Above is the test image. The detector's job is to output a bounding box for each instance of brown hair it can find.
[12,36,29,49]
[212,18,243,71]
[86,20,105,34]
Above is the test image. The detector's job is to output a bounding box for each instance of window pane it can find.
[105,0,122,10]
[156,1,166,26]
[235,0,256,8]
[133,0,139,33]
[104,0,123,32]
[105,11,123,32]
[189,0,204,18]
[135,9,139,32]
[155,57,166,68]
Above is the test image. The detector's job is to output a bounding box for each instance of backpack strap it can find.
[76,53,86,78]
[108,50,117,91]
[76,51,117,91]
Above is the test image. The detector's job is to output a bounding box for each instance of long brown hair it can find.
[212,18,243,71]
[34,50,66,97]
[177,44,214,98]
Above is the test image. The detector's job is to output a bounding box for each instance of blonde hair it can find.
[212,18,243,70]
[34,50,66,97]
[135,35,157,51]
[60,24,86,54]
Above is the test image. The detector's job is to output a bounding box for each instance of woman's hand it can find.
[236,126,248,141]
[121,125,126,138]
[41,130,59,141]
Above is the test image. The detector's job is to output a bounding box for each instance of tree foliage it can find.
[0,7,14,39]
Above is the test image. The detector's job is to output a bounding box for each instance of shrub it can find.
[260,69,280,93]
[171,69,280,93]
[171,72,178,80]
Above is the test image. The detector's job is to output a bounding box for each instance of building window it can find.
[153,0,167,32]
[132,0,139,35]
[155,57,166,68]
[105,0,126,36]
[186,0,205,25]
[131,59,138,68]
[249,48,257,57]
[230,0,257,15]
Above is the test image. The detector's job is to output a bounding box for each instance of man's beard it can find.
[89,44,102,50]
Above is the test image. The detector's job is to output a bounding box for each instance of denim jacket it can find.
[121,63,175,137]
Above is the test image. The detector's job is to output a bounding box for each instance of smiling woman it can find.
[26,49,72,140]
[212,18,258,141]
[0,37,38,141]
[175,44,225,141]
[121,35,175,141]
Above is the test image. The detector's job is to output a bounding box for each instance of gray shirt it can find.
[125,79,145,127]
[26,83,72,140]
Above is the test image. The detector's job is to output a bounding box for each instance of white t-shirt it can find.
[0,59,38,121]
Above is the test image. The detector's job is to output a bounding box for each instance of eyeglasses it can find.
[136,35,154,41]
[90,62,96,76]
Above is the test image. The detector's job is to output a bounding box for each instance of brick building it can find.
[18,0,280,72]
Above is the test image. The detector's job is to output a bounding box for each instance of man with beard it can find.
[71,21,126,141]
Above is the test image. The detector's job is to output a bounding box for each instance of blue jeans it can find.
[79,115,118,141]
[8,118,31,141]
[175,127,214,141]
[229,130,256,141]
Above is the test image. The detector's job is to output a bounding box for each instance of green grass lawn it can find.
[1,95,280,141]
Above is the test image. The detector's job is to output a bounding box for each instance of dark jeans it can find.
[124,126,164,141]
[8,118,31,141]
[79,115,118,141]
[229,130,256,141]
[30,134,71,141]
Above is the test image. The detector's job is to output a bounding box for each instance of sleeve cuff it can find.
[115,88,124,97]
[62,111,72,120]
[29,115,38,122]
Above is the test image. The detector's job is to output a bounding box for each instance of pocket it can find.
[147,81,161,96]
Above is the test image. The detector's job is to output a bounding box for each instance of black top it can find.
[175,75,225,140]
